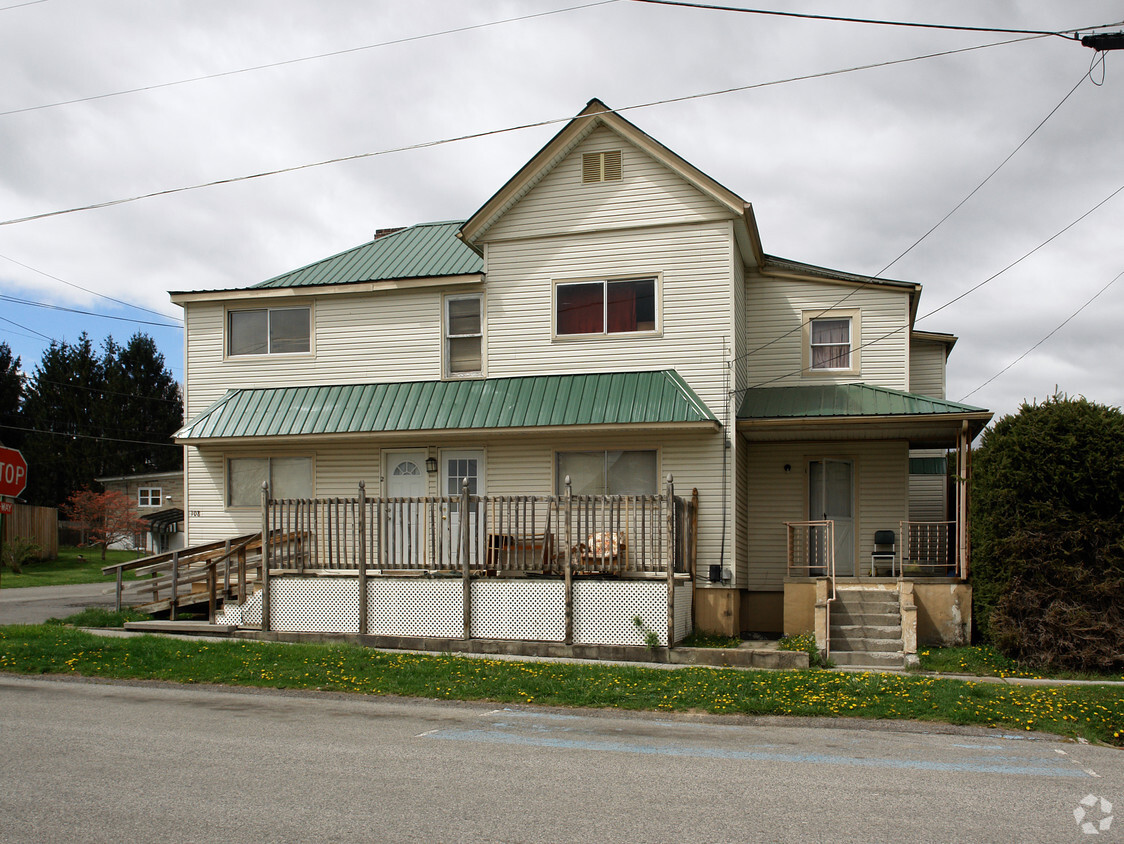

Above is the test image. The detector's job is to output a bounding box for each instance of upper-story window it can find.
[803,309,861,375]
[444,294,483,376]
[137,487,162,507]
[228,306,310,356]
[556,278,657,337]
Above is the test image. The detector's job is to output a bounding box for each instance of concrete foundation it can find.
[914,582,972,646]
[782,581,817,636]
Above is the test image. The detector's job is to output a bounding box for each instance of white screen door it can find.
[385,450,427,568]
[810,459,854,577]
[441,450,484,567]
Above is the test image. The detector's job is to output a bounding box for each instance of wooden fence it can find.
[0,503,57,559]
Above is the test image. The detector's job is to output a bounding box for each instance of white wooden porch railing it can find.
[901,520,958,577]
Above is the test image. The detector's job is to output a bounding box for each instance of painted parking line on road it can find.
[423,713,1090,778]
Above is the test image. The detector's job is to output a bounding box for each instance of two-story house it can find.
[172,100,990,659]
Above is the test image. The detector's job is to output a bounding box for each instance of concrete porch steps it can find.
[829,588,904,670]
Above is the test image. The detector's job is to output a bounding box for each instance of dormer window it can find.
[582,150,622,183]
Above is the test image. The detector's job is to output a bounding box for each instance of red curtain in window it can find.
[557,283,604,334]
[607,282,637,333]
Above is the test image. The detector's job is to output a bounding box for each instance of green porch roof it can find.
[251,221,482,289]
[176,371,718,441]
[737,383,987,420]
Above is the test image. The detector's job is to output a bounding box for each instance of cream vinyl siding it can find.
[744,274,910,390]
[484,222,734,413]
[909,474,948,522]
[185,431,728,569]
[745,440,909,589]
[909,337,947,398]
[484,125,732,242]
[182,287,445,417]
[735,434,750,586]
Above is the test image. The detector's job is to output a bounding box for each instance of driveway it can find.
[0,582,119,625]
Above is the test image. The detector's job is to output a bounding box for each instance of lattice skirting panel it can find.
[471,581,566,641]
[366,580,463,638]
[225,578,690,645]
[572,581,689,646]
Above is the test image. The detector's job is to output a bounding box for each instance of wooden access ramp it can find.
[101,533,263,619]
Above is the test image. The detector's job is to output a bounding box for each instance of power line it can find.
[0,33,1048,230]
[960,268,1124,401]
[627,0,1121,39]
[0,293,183,329]
[0,1,618,119]
[0,251,183,322]
[0,422,181,449]
[0,0,49,10]
[727,57,1101,372]
[0,314,51,342]
[732,176,1124,396]
[28,376,181,406]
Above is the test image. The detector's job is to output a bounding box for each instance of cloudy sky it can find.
[2,0,1122,422]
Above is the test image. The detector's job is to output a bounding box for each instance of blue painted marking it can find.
[425,723,1087,778]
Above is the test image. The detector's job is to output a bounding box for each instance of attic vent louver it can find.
[582,150,622,183]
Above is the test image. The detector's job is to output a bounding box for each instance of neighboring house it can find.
[171,100,990,651]
[96,469,185,554]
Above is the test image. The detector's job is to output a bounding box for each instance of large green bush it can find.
[971,395,1124,670]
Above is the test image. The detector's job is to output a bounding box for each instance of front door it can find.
[385,450,428,567]
[441,450,484,567]
[810,459,855,577]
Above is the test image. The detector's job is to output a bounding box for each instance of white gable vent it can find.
[582,150,622,183]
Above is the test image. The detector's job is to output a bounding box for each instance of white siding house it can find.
[172,99,990,646]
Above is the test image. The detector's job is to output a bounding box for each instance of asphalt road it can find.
[0,675,1119,843]
[0,582,118,625]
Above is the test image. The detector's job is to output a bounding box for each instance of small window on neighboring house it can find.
[810,318,851,369]
[804,310,860,374]
[582,150,622,183]
[138,487,161,507]
[444,294,483,376]
[556,278,657,336]
[227,456,312,507]
[228,306,311,356]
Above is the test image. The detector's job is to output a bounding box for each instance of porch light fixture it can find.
[784,463,792,473]
[425,457,438,474]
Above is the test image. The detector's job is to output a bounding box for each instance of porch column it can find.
[260,481,271,633]
[957,421,970,580]
[461,478,471,640]
[666,474,675,650]
[564,476,573,645]
[358,481,368,635]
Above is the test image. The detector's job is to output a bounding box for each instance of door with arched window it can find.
[385,450,428,567]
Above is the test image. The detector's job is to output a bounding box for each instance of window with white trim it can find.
[228,306,310,356]
[803,309,860,375]
[555,278,656,337]
[137,487,162,507]
[227,456,312,507]
[555,450,657,496]
[444,294,483,376]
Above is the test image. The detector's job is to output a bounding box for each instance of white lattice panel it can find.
[471,581,566,641]
[214,603,243,625]
[674,583,692,643]
[238,592,262,626]
[269,579,360,633]
[573,581,669,646]
[366,580,463,638]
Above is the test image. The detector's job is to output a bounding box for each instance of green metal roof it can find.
[251,221,482,289]
[177,371,718,441]
[737,383,987,421]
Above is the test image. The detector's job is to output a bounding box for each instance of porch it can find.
[112,477,699,648]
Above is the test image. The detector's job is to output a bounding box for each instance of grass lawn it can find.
[1,623,1121,746]
[919,645,1124,683]
[1,546,143,589]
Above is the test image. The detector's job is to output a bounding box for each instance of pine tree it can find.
[0,342,23,449]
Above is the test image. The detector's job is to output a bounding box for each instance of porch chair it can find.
[870,529,896,577]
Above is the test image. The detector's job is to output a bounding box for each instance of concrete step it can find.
[835,593,900,610]
[831,608,900,626]
[829,624,902,641]
[830,634,903,654]
[830,650,905,669]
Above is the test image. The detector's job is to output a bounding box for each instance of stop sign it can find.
[0,447,28,498]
